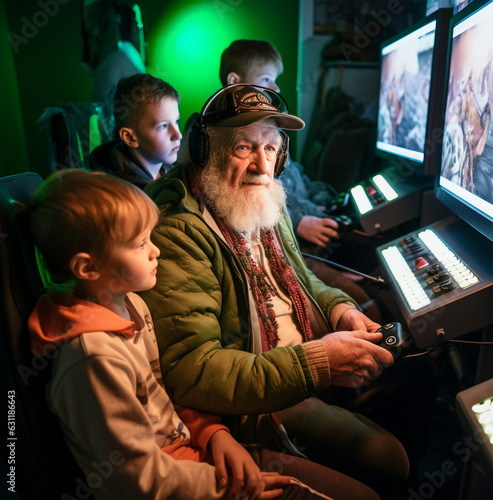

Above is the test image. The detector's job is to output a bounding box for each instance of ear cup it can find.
[274,131,289,177]
[189,116,289,174]
[188,121,210,167]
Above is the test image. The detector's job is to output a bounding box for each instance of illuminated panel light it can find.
[473,399,493,414]
[381,246,430,311]
[479,411,493,425]
[350,185,372,214]
[372,174,398,201]
[474,397,493,439]
[462,390,493,448]
[418,229,480,289]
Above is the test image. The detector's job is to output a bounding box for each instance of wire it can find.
[400,338,493,360]
[447,339,493,345]
[352,228,384,238]
[402,343,443,358]
[301,252,386,286]
[403,351,433,358]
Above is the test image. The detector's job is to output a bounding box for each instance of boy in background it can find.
[219,39,382,322]
[90,73,182,189]
[26,169,357,500]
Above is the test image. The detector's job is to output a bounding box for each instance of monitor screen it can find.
[376,9,451,176]
[452,0,476,14]
[427,0,453,16]
[436,0,493,242]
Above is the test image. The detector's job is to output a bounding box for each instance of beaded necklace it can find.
[190,175,314,350]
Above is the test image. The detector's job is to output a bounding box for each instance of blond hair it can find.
[219,40,283,86]
[30,169,159,283]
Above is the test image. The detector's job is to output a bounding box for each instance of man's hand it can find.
[336,308,381,333]
[320,330,394,388]
[296,215,340,246]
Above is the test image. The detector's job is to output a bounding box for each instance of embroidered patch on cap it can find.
[235,92,277,110]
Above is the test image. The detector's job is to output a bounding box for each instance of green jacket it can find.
[141,167,357,446]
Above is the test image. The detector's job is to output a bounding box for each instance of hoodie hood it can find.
[144,165,197,215]
[89,140,158,190]
[29,291,140,356]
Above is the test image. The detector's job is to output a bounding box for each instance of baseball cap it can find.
[199,84,305,130]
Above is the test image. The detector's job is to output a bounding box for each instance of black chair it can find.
[38,101,115,171]
[0,172,93,499]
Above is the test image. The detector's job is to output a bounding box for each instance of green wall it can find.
[3,0,299,179]
[144,0,299,131]
[1,0,30,177]
[4,0,93,179]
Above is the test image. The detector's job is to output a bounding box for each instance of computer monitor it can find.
[376,9,451,177]
[427,0,453,16]
[452,0,477,14]
[436,0,493,243]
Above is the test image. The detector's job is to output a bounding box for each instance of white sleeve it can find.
[48,351,224,500]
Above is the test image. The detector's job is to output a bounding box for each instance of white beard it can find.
[199,160,286,234]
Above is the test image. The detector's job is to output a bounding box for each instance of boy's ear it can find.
[69,253,100,281]
[119,127,139,149]
[227,72,242,85]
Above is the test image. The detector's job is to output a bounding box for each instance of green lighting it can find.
[147,4,241,125]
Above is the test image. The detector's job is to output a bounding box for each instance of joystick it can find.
[331,215,353,232]
[329,192,350,214]
[376,322,408,357]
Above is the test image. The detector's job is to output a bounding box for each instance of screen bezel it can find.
[435,0,493,243]
[375,8,452,177]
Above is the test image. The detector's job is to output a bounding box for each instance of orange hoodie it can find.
[28,291,229,499]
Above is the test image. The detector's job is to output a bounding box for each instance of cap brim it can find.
[213,110,305,130]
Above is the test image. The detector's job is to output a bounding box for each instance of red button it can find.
[414,257,429,269]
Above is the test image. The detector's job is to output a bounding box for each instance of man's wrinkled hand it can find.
[336,308,381,333]
[320,330,394,388]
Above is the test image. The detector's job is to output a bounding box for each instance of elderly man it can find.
[141,84,411,496]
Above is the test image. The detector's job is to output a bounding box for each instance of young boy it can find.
[90,73,182,189]
[219,39,282,92]
[26,169,350,500]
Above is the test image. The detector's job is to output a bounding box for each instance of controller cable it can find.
[301,252,387,288]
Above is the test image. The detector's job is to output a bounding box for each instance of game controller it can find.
[328,192,350,214]
[331,215,353,232]
[376,322,408,357]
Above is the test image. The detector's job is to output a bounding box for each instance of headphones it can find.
[188,85,291,177]
[189,120,289,177]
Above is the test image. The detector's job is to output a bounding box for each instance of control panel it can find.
[350,167,433,235]
[377,217,493,348]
